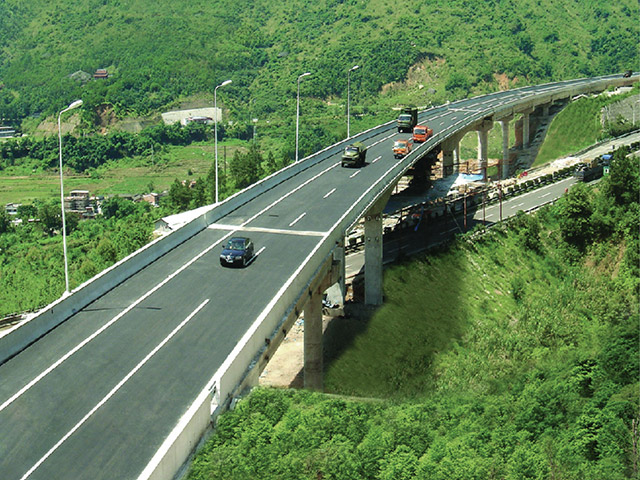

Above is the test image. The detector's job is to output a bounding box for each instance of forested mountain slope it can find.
[0,0,637,125]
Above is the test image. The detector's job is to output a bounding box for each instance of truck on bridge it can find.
[341,142,367,167]
[397,107,418,133]
[412,124,433,143]
[393,138,413,158]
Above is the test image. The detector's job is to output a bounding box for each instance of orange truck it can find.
[412,124,433,143]
[393,138,413,158]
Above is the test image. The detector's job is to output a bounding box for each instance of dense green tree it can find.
[38,202,62,236]
[557,183,594,250]
[445,72,471,97]
[16,204,37,220]
[95,237,118,264]
[101,196,137,220]
[166,179,192,211]
[189,178,208,209]
[230,144,263,189]
[112,216,151,258]
[0,210,12,234]
[604,149,639,207]
[378,445,418,480]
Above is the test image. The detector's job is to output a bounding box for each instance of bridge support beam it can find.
[521,108,534,148]
[301,252,342,391]
[541,103,551,117]
[303,288,323,391]
[335,237,346,300]
[441,134,462,176]
[364,192,391,305]
[475,119,493,181]
[497,115,513,179]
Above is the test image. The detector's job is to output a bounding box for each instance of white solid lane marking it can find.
[289,212,306,227]
[208,224,326,237]
[19,300,209,480]
[323,188,336,198]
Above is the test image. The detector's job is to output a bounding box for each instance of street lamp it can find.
[296,72,311,163]
[347,65,359,138]
[214,79,232,203]
[58,99,83,295]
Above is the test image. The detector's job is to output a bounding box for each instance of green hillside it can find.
[0,0,637,139]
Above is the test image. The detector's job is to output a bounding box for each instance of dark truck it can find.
[397,107,418,133]
[341,142,367,167]
[574,155,610,182]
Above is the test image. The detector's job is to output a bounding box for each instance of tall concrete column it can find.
[521,108,534,148]
[454,142,461,173]
[498,115,513,179]
[542,103,551,117]
[364,211,383,305]
[441,134,462,176]
[475,119,493,181]
[364,193,390,305]
[334,238,346,300]
[303,288,323,391]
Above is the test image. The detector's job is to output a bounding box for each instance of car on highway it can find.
[393,138,413,158]
[220,237,255,267]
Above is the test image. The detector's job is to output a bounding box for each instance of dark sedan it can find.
[220,237,255,267]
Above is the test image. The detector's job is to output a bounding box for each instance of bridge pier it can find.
[497,115,513,179]
[541,103,551,117]
[521,107,534,148]
[301,245,344,391]
[335,237,346,299]
[475,119,493,181]
[364,192,391,306]
[441,134,462,176]
[303,287,323,391]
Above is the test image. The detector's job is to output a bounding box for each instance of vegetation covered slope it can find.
[0,0,637,127]
[187,149,639,479]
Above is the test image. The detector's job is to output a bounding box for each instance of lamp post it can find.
[295,72,311,163]
[347,65,359,138]
[58,99,83,295]
[214,79,232,203]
